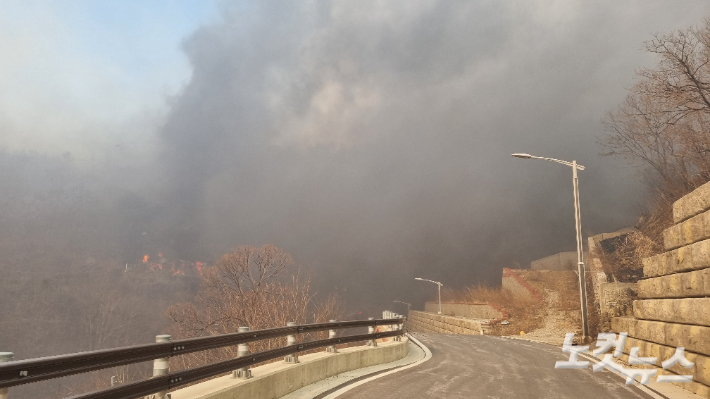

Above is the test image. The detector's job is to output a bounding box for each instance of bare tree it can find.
[602,18,710,197]
[166,244,340,370]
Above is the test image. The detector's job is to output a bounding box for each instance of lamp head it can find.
[511,153,533,159]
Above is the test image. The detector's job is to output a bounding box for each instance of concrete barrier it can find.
[169,338,409,399]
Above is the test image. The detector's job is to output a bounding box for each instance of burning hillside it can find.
[134,252,208,277]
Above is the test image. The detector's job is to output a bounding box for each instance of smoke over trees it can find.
[167,244,340,370]
[602,18,710,247]
[0,151,200,398]
[603,18,710,198]
[152,1,708,313]
[4,2,710,396]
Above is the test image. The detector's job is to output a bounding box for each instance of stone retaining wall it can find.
[616,337,710,398]
[643,239,710,277]
[633,298,710,326]
[424,302,502,319]
[613,317,710,358]
[638,268,710,298]
[406,311,484,335]
[612,180,710,398]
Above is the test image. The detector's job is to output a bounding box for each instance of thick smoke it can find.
[155,1,710,313]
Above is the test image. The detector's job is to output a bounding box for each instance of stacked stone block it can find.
[612,180,710,398]
[406,311,484,335]
[423,302,502,319]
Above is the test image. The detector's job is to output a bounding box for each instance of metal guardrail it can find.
[0,316,406,399]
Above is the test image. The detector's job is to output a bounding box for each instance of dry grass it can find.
[442,285,544,335]
[595,231,661,283]
[594,197,669,283]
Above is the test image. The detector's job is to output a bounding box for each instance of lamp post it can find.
[344,311,362,320]
[511,153,590,342]
[393,300,411,316]
[415,278,443,314]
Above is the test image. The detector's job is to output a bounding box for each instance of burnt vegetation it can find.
[0,153,337,397]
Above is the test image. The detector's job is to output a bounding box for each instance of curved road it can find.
[337,333,658,399]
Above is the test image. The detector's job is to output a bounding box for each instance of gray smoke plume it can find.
[156,0,710,313]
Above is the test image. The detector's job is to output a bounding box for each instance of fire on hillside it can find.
[129,252,208,277]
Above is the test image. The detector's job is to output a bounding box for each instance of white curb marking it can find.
[323,334,433,399]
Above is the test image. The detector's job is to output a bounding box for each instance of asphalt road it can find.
[336,333,658,399]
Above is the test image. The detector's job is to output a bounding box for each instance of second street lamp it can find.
[415,278,443,314]
[393,300,411,316]
[511,152,590,343]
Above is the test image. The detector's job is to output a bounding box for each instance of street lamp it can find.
[344,311,362,320]
[415,278,443,314]
[511,152,590,342]
[393,300,411,316]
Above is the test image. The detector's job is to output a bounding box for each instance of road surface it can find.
[335,333,658,399]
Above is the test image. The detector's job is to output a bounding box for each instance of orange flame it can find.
[195,261,203,275]
[143,255,149,263]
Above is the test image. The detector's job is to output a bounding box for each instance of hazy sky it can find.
[3,1,710,312]
[0,0,219,159]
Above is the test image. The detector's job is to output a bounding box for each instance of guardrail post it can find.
[284,322,299,363]
[398,314,405,341]
[367,317,377,347]
[233,327,252,379]
[393,314,400,341]
[0,352,13,399]
[326,320,338,353]
[152,335,171,399]
[392,314,402,341]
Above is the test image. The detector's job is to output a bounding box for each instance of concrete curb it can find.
[319,333,432,399]
[169,339,409,399]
